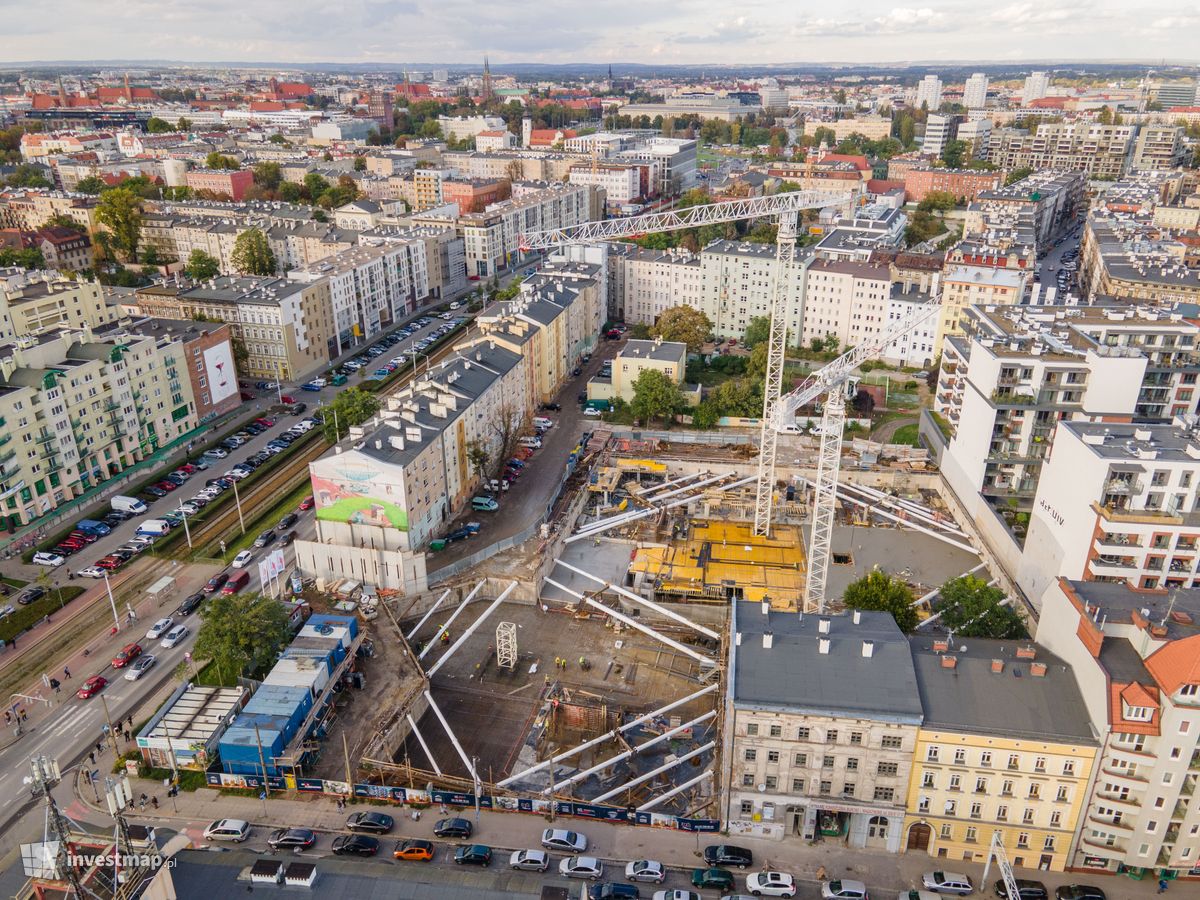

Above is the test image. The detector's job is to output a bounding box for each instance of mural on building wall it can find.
[203,341,238,405]
[312,459,408,530]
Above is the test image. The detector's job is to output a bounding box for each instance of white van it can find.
[532,416,554,430]
[111,495,148,515]
[518,436,542,450]
[135,519,171,537]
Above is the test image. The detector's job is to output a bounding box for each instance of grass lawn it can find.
[199,475,314,563]
[891,424,921,446]
[930,411,953,440]
[1,576,27,589]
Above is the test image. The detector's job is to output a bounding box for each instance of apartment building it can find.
[801,258,891,353]
[441,178,508,214]
[440,150,577,184]
[173,276,334,380]
[587,338,693,406]
[936,256,1029,354]
[726,604,921,852]
[963,73,989,110]
[833,117,894,141]
[185,168,254,202]
[437,115,506,140]
[963,171,1085,255]
[0,190,100,235]
[34,226,92,272]
[607,244,702,325]
[1132,126,1190,171]
[296,341,530,594]
[904,636,1098,872]
[922,114,958,159]
[1081,217,1200,305]
[0,272,116,340]
[1036,579,1200,881]
[904,168,1002,204]
[19,131,117,160]
[1021,72,1051,106]
[698,240,805,340]
[362,225,466,301]
[457,183,594,278]
[0,322,210,529]
[568,163,646,207]
[985,123,1139,179]
[915,75,943,110]
[287,241,429,355]
[474,130,515,152]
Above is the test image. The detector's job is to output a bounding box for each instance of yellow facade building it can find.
[903,636,1099,873]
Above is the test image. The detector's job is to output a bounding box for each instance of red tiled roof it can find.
[819,153,871,172]
[1144,635,1200,696]
[1109,681,1160,735]
[250,101,285,112]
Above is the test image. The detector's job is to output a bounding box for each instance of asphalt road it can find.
[1035,216,1086,302]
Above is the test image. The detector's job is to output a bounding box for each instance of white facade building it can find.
[915,75,944,111]
[963,73,989,110]
[1022,72,1051,107]
[437,115,506,140]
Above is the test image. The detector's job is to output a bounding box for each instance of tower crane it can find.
[519,189,941,611]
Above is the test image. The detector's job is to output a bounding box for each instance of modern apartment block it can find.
[1132,126,1190,171]
[963,73,989,110]
[0,271,116,340]
[915,75,943,110]
[287,241,429,355]
[936,253,1030,353]
[296,340,530,594]
[0,320,219,528]
[726,604,921,852]
[606,244,702,325]
[903,636,1098,872]
[985,123,1141,179]
[1036,579,1200,881]
[903,168,1002,204]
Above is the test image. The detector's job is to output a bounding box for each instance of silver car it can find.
[509,849,550,872]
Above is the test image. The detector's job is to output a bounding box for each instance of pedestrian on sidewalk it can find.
[139,793,147,811]
[18,708,26,723]
[151,796,158,810]
[95,740,102,756]
[126,714,133,729]
[88,751,95,765]
[816,865,827,881]
[3,711,10,726]
[1158,878,1169,893]
[63,666,71,679]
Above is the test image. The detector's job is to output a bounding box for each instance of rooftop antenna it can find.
[1160,588,1178,628]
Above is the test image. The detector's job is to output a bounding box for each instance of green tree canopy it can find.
[95,188,143,262]
[935,575,1027,639]
[194,593,292,684]
[74,175,107,195]
[230,227,276,275]
[0,247,46,269]
[743,316,771,350]
[651,305,712,353]
[843,569,918,632]
[1004,167,1034,186]
[940,139,967,169]
[205,152,240,170]
[253,161,282,190]
[185,249,221,280]
[145,117,174,133]
[5,164,52,188]
[322,387,382,443]
[630,369,684,425]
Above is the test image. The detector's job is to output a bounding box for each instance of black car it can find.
[995,880,1049,900]
[103,514,126,527]
[244,423,264,436]
[280,531,298,546]
[702,844,753,869]
[331,834,379,857]
[145,485,167,498]
[588,884,640,900]
[286,402,307,415]
[1054,888,1106,900]
[267,828,316,851]
[17,586,46,606]
[175,592,205,616]
[453,844,492,866]
[253,530,277,549]
[433,817,472,839]
[345,811,394,834]
[540,402,562,412]
[278,512,299,530]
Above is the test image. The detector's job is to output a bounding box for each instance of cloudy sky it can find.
[3,0,1198,64]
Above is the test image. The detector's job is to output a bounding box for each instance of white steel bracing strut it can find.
[753,210,798,536]
[804,391,846,613]
[517,190,850,251]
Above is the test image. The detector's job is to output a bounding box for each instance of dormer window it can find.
[1180,684,1199,702]
[1123,703,1153,722]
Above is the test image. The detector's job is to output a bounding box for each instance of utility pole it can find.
[177,499,192,548]
[101,570,121,633]
[254,723,270,816]
[342,731,353,791]
[99,694,118,752]
[231,477,246,535]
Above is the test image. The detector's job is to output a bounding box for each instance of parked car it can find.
[822,881,870,900]
[111,643,142,668]
[345,811,394,834]
[124,654,157,681]
[77,675,108,699]
[299,495,315,511]
[145,617,174,640]
[1054,888,1105,900]
[17,586,46,605]
[703,846,753,869]
[277,512,299,530]
[625,860,666,884]
[583,406,603,418]
[454,844,492,866]
[332,834,379,857]
[690,868,735,891]
[267,828,316,851]
[392,839,434,861]
[746,871,797,897]
[77,565,106,578]
[921,872,973,895]
[232,550,254,568]
[588,885,640,900]
[204,819,250,842]
[32,551,65,567]
[650,892,698,900]
[509,849,550,872]
[160,624,189,648]
[560,856,604,880]
[993,881,1047,900]
[542,828,587,852]
[203,573,229,594]
[433,817,472,839]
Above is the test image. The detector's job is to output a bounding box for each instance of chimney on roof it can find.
[941,655,958,670]
[991,659,1005,674]
[818,617,831,634]
[1016,645,1037,660]
[852,609,861,625]
[762,631,773,650]
[761,600,769,615]
[818,637,831,655]
[933,638,950,652]
[861,640,874,658]
[1030,662,1047,677]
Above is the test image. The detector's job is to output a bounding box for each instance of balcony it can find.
[1101,765,1148,784]
[1087,814,1132,832]
[1095,790,1140,809]
[1104,478,1144,495]
[1096,534,1141,550]
[1080,834,1127,856]
[992,390,1038,407]
[1090,555,1137,572]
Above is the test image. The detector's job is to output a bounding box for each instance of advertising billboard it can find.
[203,341,238,405]
[312,454,408,530]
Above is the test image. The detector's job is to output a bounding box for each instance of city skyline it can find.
[3,0,1199,66]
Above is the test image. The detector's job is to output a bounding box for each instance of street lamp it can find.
[176,499,193,549]
[100,570,120,633]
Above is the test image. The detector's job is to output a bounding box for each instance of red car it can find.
[203,572,229,594]
[255,417,276,428]
[77,675,108,699]
[68,531,98,544]
[177,463,198,475]
[280,395,297,404]
[298,495,315,511]
[96,556,123,570]
[111,643,142,668]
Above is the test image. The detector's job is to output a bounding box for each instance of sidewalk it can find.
[75,773,1178,899]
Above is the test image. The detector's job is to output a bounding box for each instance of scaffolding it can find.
[495,622,517,670]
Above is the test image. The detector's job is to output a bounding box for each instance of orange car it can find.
[393,839,434,861]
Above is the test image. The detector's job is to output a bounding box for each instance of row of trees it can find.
[844,571,1026,638]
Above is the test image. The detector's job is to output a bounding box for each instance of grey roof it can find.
[909,635,1097,743]
[619,339,686,364]
[1061,420,1200,463]
[1061,579,1200,641]
[179,275,310,306]
[733,603,923,721]
[1098,636,1154,685]
[167,848,541,900]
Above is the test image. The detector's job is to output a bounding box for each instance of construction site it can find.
[322,190,997,828]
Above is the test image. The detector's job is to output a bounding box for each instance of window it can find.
[797,727,811,741]
[949,774,962,791]
[975,777,989,793]
[940,823,953,838]
[744,749,757,762]
[1050,811,1062,828]
[1017,832,1030,849]
[819,781,832,795]
[1008,754,1021,770]
[918,797,930,813]
[765,776,777,790]
[843,783,855,797]
[944,800,957,815]
[979,751,992,767]
[997,805,1008,821]
[954,748,967,764]
[1002,780,1014,796]
[794,752,808,766]
[878,762,899,777]
[740,800,753,815]
[846,758,859,772]
[1023,808,1035,825]
[822,755,835,768]
[1147,821,1158,833]
[827,729,838,743]
[1043,835,1055,851]
[1062,760,1075,776]
[970,802,983,819]
[874,786,895,802]
[881,735,902,749]
[1034,756,1047,773]
[1124,703,1153,722]
[767,750,780,763]
[742,774,754,786]
[927,747,940,762]
[769,724,782,737]
[850,731,863,745]
[923,771,937,788]
[965,826,978,842]
[1028,783,1041,799]
[792,777,805,792]
[746,723,759,736]
[1056,786,1070,802]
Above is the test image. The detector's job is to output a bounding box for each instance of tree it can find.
[145,117,173,133]
[651,305,712,354]
[746,342,769,381]
[303,172,330,203]
[5,163,52,188]
[185,249,221,280]
[630,369,684,425]
[353,155,367,172]
[0,247,45,269]
[252,161,282,191]
[628,323,652,340]
[940,139,967,169]
[935,575,1027,639]
[743,316,771,350]
[1097,106,1114,125]
[322,387,381,443]
[45,212,86,233]
[194,593,292,684]
[205,152,240,170]
[843,570,918,632]
[1004,167,1034,186]
[918,191,956,213]
[177,117,192,132]
[466,440,490,482]
[74,175,107,195]
[230,228,275,275]
[95,188,142,262]
[488,400,530,466]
